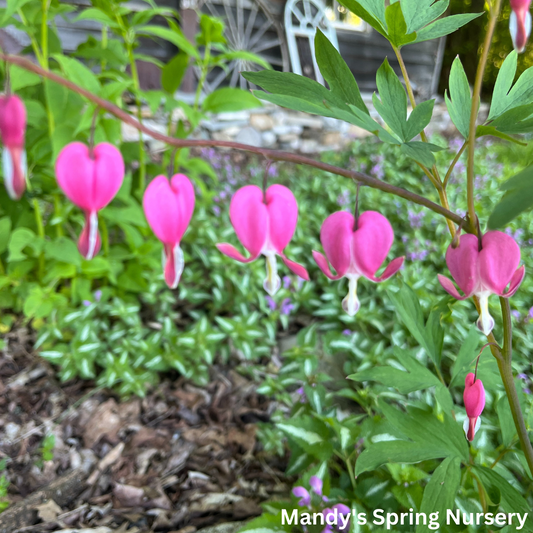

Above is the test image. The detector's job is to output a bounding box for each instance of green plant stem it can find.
[53,194,63,237]
[466,0,502,224]
[100,218,109,256]
[443,141,467,189]
[101,26,108,72]
[32,198,45,279]
[346,455,357,492]
[0,53,472,231]
[498,297,533,477]
[195,44,211,110]
[41,0,50,69]
[126,44,146,195]
[393,46,456,237]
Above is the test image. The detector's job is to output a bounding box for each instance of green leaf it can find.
[384,2,416,48]
[449,328,480,387]
[9,65,41,91]
[405,99,434,140]
[373,58,408,139]
[8,228,42,261]
[217,50,271,70]
[490,51,518,120]
[138,25,199,58]
[245,70,396,142]
[44,237,82,267]
[416,457,461,533]
[356,440,448,475]
[489,51,533,121]
[497,395,517,447]
[488,103,533,135]
[73,7,118,27]
[197,13,226,45]
[400,141,443,168]
[277,417,333,461]
[356,401,468,475]
[476,125,527,145]
[203,87,261,113]
[445,56,472,138]
[53,54,101,95]
[161,52,189,95]
[401,0,449,33]
[3,0,32,22]
[413,12,483,44]
[488,165,533,228]
[239,513,291,533]
[314,29,367,114]
[0,217,12,254]
[473,466,533,528]
[348,347,441,394]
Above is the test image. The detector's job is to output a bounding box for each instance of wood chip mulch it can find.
[0,327,291,532]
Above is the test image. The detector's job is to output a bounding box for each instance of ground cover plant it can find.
[2,0,533,531]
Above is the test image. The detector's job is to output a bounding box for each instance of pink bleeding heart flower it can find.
[56,142,124,260]
[143,174,195,289]
[312,211,404,316]
[0,94,27,200]
[216,184,309,295]
[510,0,532,53]
[437,231,525,335]
[463,372,485,442]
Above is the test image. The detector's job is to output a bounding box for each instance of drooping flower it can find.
[143,174,195,289]
[0,94,27,200]
[292,486,311,507]
[217,184,309,295]
[56,142,124,260]
[463,373,486,442]
[510,0,532,53]
[438,231,525,335]
[312,211,404,316]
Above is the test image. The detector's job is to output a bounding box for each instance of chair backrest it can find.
[284,0,339,86]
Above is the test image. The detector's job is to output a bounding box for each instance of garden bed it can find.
[0,327,290,532]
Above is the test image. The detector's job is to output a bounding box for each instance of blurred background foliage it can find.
[440,0,533,95]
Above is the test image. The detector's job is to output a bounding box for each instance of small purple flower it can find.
[296,386,306,402]
[281,298,294,315]
[296,277,305,290]
[283,276,292,289]
[82,300,92,307]
[309,476,323,496]
[342,329,352,336]
[265,295,277,311]
[94,290,102,302]
[213,206,221,216]
[267,164,278,178]
[407,210,424,228]
[528,307,533,319]
[518,373,528,380]
[512,310,522,320]
[292,486,311,507]
[525,388,532,395]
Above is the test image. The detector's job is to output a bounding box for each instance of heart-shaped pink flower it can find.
[217,184,309,295]
[312,211,404,316]
[463,372,485,442]
[438,231,525,335]
[56,142,124,260]
[0,94,27,200]
[143,174,195,289]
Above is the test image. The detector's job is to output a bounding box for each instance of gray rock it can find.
[261,131,277,147]
[235,127,262,147]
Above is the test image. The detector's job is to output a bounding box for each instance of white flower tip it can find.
[342,277,360,316]
[263,275,281,296]
[463,416,481,441]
